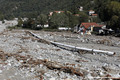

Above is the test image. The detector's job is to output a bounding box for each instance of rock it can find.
[44,73,51,77]
[45,61,63,70]
[30,68,35,72]
[49,77,55,80]
[64,78,73,80]
[0,70,2,73]
[8,63,11,66]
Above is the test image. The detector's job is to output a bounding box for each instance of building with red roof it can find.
[74,14,80,16]
[91,14,98,17]
[49,11,64,16]
[89,10,95,16]
[54,11,64,13]
[80,22,98,29]
[78,22,105,34]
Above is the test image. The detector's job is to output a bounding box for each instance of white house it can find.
[89,10,95,16]
[49,12,53,16]
[58,27,71,31]
[79,6,83,11]
[49,11,64,16]
[44,24,49,28]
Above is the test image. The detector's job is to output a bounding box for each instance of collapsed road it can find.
[0,29,120,80]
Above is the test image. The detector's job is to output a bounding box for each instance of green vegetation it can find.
[49,12,69,29]
[37,14,48,27]
[17,18,23,27]
[0,0,99,19]
[94,0,120,30]
[105,1,120,30]
[0,12,4,20]
[22,18,39,30]
[0,0,120,31]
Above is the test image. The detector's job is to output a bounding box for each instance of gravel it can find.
[0,26,120,80]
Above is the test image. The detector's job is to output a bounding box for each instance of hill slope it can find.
[0,0,93,18]
[0,0,119,19]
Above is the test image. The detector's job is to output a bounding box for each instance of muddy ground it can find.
[0,29,120,80]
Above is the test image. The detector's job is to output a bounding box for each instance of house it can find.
[79,22,98,34]
[91,14,98,17]
[49,12,53,16]
[74,14,80,16]
[89,10,95,16]
[58,27,71,31]
[92,25,105,32]
[54,11,64,13]
[36,24,49,28]
[75,22,105,35]
[49,11,64,16]
[79,6,83,11]
[44,24,49,28]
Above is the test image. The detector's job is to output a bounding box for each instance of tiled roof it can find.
[92,14,98,16]
[54,11,64,13]
[89,10,94,11]
[74,14,80,16]
[80,22,98,29]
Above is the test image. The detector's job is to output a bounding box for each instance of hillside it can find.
[0,0,93,19]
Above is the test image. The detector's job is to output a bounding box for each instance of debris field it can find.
[0,29,120,80]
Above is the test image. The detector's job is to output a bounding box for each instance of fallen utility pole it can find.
[28,31,115,56]
[50,41,115,56]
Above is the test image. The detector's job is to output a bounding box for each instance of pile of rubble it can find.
[34,31,120,47]
[0,29,120,80]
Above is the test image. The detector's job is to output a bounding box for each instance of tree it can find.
[105,1,120,21]
[94,0,110,21]
[17,18,23,27]
[78,12,89,23]
[37,14,48,27]
[23,18,36,29]
[64,11,78,28]
[96,1,120,30]
[105,1,120,29]
[109,15,119,29]
[70,0,79,14]
[0,12,4,20]
[49,13,69,29]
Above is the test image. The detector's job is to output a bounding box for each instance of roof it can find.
[49,11,64,16]
[94,25,104,27]
[80,22,98,29]
[74,14,80,16]
[92,14,98,16]
[54,11,64,13]
[49,12,53,16]
[89,10,94,11]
